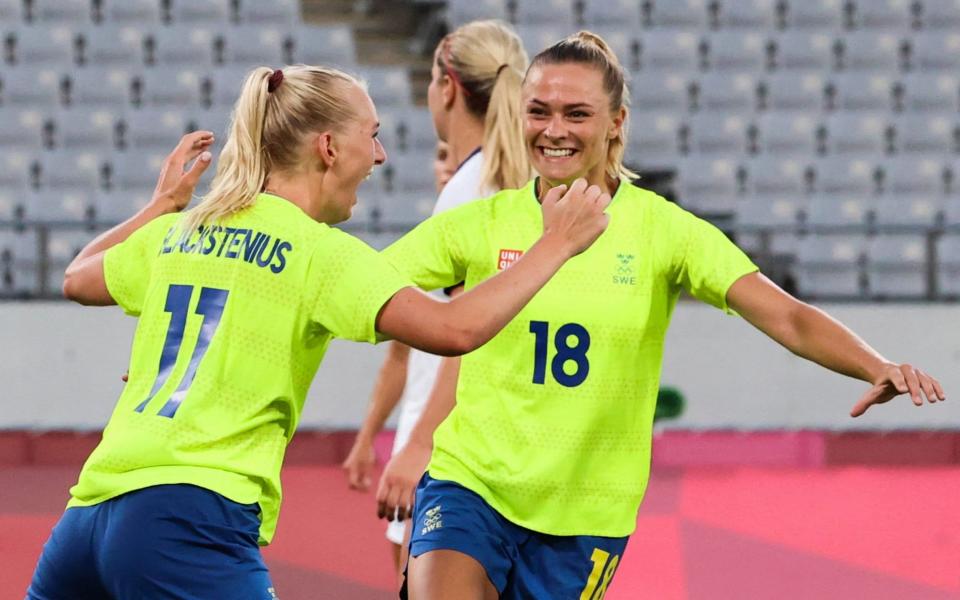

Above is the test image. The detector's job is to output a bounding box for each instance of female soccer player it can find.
[377,33,948,599]
[25,64,612,599]
[341,19,530,577]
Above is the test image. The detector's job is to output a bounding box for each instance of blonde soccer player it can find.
[341,20,531,577]
[376,33,948,599]
[25,65,611,599]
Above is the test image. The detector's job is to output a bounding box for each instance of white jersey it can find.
[386,149,487,544]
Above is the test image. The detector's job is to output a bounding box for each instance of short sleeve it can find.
[381,202,477,291]
[670,206,758,314]
[307,230,410,343]
[103,214,178,316]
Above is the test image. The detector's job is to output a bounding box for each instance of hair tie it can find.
[267,69,284,93]
[496,64,510,76]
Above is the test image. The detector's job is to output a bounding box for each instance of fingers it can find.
[539,183,567,209]
[850,384,887,418]
[900,364,923,407]
[178,150,213,190]
[930,374,946,402]
[167,131,215,172]
[558,178,588,203]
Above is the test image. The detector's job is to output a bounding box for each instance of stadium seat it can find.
[834,31,904,72]
[94,189,153,223]
[28,0,91,24]
[218,26,286,68]
[356,67,412,108]
[935,233,960,296]
[0,109,46,151]
[628,112,684,171]
[76,26,144,68]
[236,0,299,27]
[376,191,435,228]
[889,113,955,155]
[0,228,40,297]
[445,0,510,26]
[513,0,577,26]
[109,151,169,193]
[806,194,872,228]
[516,24,569,59]
[827,73,895,111]
[794,234,866,298]
[35,150,104,194]
[866,234,929,299]
[121,109,189,152]
[383,152,436,194]
[581,0,643,28]
[23,188,94,223]
[768,31,833,72]
[7,25,74,66]
[0,150,33,198]
[645,0,709,29]
[811,157,878,197]
[0,178,25,221]
[0,0,23,23]
[896,72,959,113]
[875,195,943,227]
[751,112,819,156]
[169,0,232,25]
[288,24,356,67]
[846,0,913,31]
[737,157,808,228]
[135,68,204,109]
[759,72,825,112]
[100,0,164,26]
[65,68,132,109]
[822,112,889,156]
[686,112,750,156]
[915,0,960,30]
[147,26,216,67]
[675,156,742,216]
[693,72,757,114]
[206,67,251,109]
[944,197,960,226]
[779,0,845,30]
[907,31,960,72]
[394,108,437,154]
[47,229,99,272]
[630,72,690,113]
[702,31,767,73]
[635,30,700,72]
[880,156,946,197]
[586,29,633,70]
[714,0,778,29]
[51,108,117,151]
[736,194,804,231]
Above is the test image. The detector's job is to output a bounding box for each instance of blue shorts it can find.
[404,474,629,599]
[27,484,277,600]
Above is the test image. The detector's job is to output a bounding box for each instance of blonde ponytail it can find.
[528,30,638,182]
[439,20,531,191]
[181,64,360,235]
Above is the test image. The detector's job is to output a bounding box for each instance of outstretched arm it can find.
[62,131,215,305]
[726,272,946,417]
[342,341,411,491]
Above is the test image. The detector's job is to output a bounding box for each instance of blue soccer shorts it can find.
[27,484,277,600]
[403,473,629,599]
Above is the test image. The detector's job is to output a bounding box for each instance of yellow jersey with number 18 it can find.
[67,193,409,544]
[383,179,757,538]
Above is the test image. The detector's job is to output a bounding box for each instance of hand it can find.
[375,440,432,522]
[850,363,946,417]
[540,178,612,258]
[341,438,377,492]
[150,130,215,214]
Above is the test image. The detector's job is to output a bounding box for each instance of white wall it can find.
[2,302,957,430]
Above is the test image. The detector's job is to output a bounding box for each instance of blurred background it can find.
[0,0,958,598]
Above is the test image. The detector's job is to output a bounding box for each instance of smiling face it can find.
[325,83,386,223]
[522,62,624,190]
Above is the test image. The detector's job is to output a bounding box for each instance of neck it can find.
[446,112,485,167]
[538,164,619,199]
[262,169,328,221]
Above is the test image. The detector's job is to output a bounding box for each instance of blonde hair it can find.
[181,65,361,233]
[527,31,637,182]
[438,20,531,191]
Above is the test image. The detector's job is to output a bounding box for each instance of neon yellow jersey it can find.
[68,193,409,544]
[383,180,757,537]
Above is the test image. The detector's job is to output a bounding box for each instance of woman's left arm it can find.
[726,272,946,417]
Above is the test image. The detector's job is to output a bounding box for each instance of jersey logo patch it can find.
[422,504,443,535]
[613,253,637,285]
[498,249,524,270]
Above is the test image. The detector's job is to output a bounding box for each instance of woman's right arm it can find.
[376,179,610,355]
